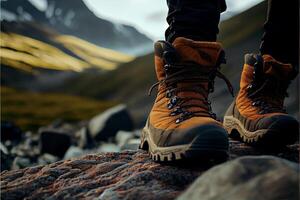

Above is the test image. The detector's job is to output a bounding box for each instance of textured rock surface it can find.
[88,104,134,141]
[177,156,299,200]
[1,140,299,200]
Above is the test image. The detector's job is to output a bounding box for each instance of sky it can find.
[83,0,264,40]
[28,0,264,40]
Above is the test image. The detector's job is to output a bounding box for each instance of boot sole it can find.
[139,126,229,162]
[223,116,298,146]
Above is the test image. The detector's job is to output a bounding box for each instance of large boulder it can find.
[39,128,72,158]
[88,104,134,141]
[1,140,299,200]
[0,121,22,142]
[177,156,299,200]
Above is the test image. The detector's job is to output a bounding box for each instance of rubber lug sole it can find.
[139,126,229,163]
[223,116,299,146]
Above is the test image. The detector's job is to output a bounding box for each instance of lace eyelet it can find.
[259,110,265,114]
[167,103,174,109]
[166,90,173,98]
[175,118,182,124]
[175,112,193,124]
[164,64,171,72]
[209,111,217,119]
[171,96,180,104]
[170,107,183,116]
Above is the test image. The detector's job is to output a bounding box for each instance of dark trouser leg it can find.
[165,0,226,43]
[260,0,299,67]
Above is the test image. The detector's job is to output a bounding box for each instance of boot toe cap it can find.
[166,124,229,150]
[259,115,299,132]
[257,115,299,144]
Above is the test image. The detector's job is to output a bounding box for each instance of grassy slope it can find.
[0,32,134,72]
[1,87,116,131]
[218,1,267,48]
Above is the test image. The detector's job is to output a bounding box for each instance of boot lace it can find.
[246,57,290,114]
[149,61,234,124]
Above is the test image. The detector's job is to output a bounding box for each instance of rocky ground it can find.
[1,105,139,171]
[1,104,299,200]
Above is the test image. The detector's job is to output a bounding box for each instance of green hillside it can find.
[1,87,116,131]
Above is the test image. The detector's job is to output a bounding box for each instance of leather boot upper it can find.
[225,53,298,132]
[146,37,233,147]
[236,54,295,119]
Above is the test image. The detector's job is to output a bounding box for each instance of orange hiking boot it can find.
[140,37,234,162]
[224,54,299,146]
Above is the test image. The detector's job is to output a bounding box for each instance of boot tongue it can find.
[170,38,225,111]
[262,55,294,80]
[172,37,225,67]
[153,37,224,81]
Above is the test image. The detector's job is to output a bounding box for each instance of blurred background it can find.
[0,0,298,170]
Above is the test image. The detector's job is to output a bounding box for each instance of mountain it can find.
[0,0,153,55]
[0,20,135,90]
[52,1,298,127]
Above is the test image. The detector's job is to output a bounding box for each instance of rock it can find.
[38,154,59,165]
[39,129,72,158]
[115,130,134,147]
[1,153,14,172]
[1,150,200,200]
[0,142,8,155]
[4,140,13,151]
[88,104,134,141]
[133,129,142,138]
[98,143,121,152]
[12,157,31,170]
[1,141,299,200]
[64,146,85,160]
[10,146,25,157]
[0,142,13,172]
[177,156,299,200]
[121,138,141,150]
[75,127,95,149]
[0,121,22,142]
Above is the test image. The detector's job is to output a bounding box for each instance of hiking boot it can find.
[140,37,234,162]
[224,54,299,146]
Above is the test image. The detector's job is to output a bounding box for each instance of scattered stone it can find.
[116,130,134,147]
[4,140,13,151]
[88,104,134,141]
[38,153,59,165]
[177,156,299,200]
[1,153,14,172]
[39,129,72,158]
[10,146,25,157]
[12,157,31,170]
[133,129,142,138]
[64,146,85,160]
[75,127,94,149]
[0,142,8,154]
[0,142,13,172]
[98,143,120,152]
[121,138,141,150]
[1,121,22,142]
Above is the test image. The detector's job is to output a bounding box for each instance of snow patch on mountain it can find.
[28,0,47,11]
[0,9,17,21]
